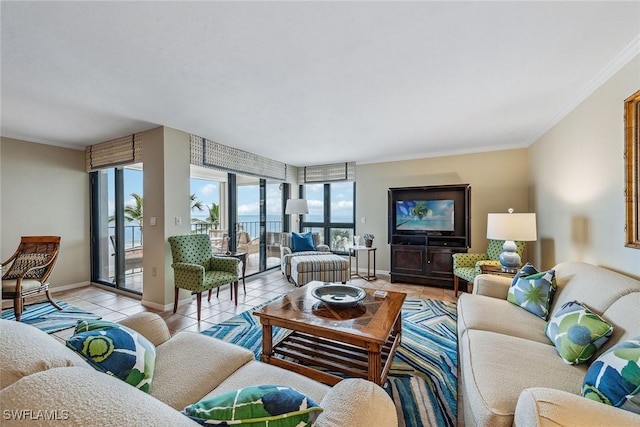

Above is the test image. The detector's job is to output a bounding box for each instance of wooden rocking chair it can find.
[1,236,62,321]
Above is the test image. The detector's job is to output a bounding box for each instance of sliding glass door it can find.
[90,164,144,293]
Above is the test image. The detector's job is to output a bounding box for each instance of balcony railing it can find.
[108,225,143,250]
[190,221,282,240]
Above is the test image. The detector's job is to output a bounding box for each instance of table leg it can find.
[261,323,273,362]
[368,344,382,385]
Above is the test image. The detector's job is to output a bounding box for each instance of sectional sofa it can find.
[0,311,397,426]
[457,261,640,426]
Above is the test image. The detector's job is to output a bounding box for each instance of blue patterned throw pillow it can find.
[66,320,156,393]
[507,268,557,320]
[582,337,640,414]
[545,301,614,365]
[511,262,539,286]
[183,384,323,426]
[292,232,316,252]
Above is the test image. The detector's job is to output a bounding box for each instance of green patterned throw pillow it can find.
[582,336,640,414]
[507,268,557,320]
[66,320,156,393]
[182,385,323,426]
[545,301,613,365]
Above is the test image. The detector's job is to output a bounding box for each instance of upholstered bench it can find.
[290,254,349,287]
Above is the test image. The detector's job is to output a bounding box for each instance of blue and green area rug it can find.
[202,298,458,427]
[1,301,101,334]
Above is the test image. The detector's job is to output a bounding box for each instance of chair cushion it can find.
[545,301,614,365]
[204,271,238,287]
[182,385,323,426]
[292,232,316,252]
[1,279,45,293]
[66,320,156,393]
[582,336,640,414]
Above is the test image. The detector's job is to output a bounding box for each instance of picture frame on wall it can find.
[624,90,640,249]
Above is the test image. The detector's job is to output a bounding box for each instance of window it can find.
[300,182,355,253]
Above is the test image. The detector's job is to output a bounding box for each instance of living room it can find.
[1,2,639,426]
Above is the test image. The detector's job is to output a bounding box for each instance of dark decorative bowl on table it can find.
[312,284,366,307]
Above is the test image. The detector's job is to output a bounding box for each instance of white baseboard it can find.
[141,296,192,312]
[50,281,92,293]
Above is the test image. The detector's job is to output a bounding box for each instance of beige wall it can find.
[0,137,89,288]
[356,149,530,272]
[529,55,640,278]
[140,126,193,309]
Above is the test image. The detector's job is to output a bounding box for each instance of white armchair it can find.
[279,232,330,282]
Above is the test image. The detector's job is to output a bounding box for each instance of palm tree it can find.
[207,203,220,228]
[191,194,205,212]
[108,192,143,226]
[124,193,144,226]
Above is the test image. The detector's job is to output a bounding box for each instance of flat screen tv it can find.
[395,199,455,232]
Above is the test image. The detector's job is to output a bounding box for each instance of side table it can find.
[349,246,377,281]
[480,264,517,278]
[217,252,247,294]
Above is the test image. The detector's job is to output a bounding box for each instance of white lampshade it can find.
[486,212,537,241]
[285,199,309,215]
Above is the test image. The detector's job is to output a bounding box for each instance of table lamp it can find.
[486,209,537,273]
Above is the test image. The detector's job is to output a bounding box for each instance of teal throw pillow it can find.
[545,301,614,365]
[182,384,323,426]
[292,232,316,252]
[582,336,640,414]
[66,319,156,393]
[507,268,557,320]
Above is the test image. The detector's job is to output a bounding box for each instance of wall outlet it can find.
[175,216,182,226]
[361,216,366,224]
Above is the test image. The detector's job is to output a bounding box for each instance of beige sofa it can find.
[457,261,640,426]
[0,312,397,426]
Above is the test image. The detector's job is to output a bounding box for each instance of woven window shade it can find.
[85,134,142,172]
[285,164,298,184]
[298,162,356,183]
[190,134,288,181]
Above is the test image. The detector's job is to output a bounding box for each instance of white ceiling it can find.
[2,1,639,166]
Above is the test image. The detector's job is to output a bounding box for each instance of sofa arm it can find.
[472,274,512,299]
[118,312,171,347]
[515,387,640,427]
[316,379,397,427]
[316,244,330,252]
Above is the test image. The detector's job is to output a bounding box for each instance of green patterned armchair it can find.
[168,234,240,321]
[452,239,526,296]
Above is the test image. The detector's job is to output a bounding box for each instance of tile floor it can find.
[50,269,458,341]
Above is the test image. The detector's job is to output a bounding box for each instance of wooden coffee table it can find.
[253,281,406,386]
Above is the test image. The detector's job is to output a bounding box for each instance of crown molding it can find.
[526,34,640,146]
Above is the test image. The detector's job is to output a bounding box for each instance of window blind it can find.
[190,134,288,181]
[298,162,356,183]
[85,134,142,172]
